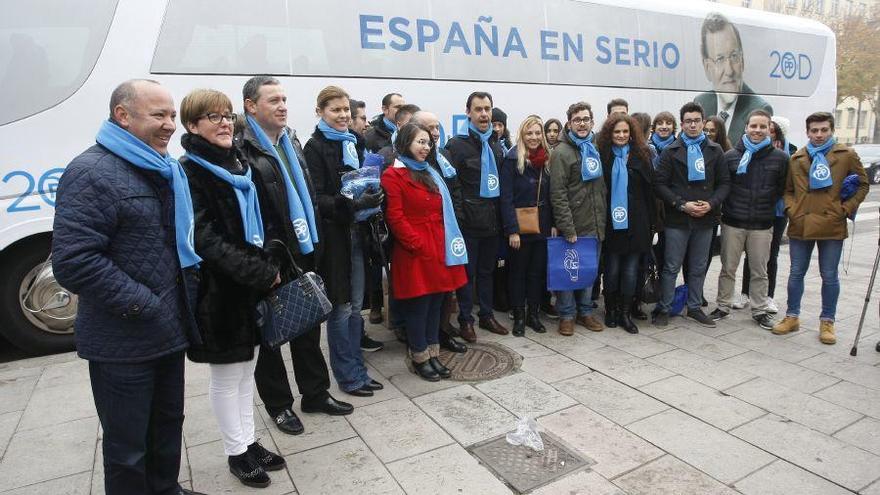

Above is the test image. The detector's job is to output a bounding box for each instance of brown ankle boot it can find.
[558,319,575,336]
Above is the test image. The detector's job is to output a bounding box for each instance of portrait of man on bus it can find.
[695,12,772,143]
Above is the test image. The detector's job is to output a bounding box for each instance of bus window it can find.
[0,0,118,126]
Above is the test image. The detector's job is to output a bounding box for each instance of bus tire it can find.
[0,235,76,355]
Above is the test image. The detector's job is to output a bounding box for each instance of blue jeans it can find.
[89,352,185,495]
[456,235,499,324]
[399,292,444,353]
[659,226,713,312]
[786,239,843,321]
[327,229,371,392]
[604,251,641,297]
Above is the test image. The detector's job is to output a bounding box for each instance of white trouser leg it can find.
[208,346,260,456]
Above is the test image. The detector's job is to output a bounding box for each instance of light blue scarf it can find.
[806,138,836,190]
[185,152,264,247]
[397,156,468,266]
[650,133,675,169]
[96,120,200,268]
[776,139,791,217]
[383,117,397,134]
[737,135,772,175]
[436,149,457,178]
[681,133,707,182]
[317,119,359,169]
[468,122,500,198]
[567,131,602,181]
[246,115,319,254]
[610,144,630,230]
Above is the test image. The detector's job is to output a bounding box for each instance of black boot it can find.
[411,349,441,382]
[439,328,467,353]
[630,297,648,320]
[228,452,271,488]
[526,305,546,333]
[620,297,639,334]
[428,344,452,379]
[512,307,526,337]
[604,293,618,328]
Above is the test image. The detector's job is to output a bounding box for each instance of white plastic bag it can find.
[505,417,544,452]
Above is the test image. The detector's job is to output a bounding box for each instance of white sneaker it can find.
[766,298,779,314]
[731,293,750,310]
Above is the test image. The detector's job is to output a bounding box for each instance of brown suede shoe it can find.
[457,321,477,343]
[576,314,604,332]
[479,317,509,335]
[558,319,575,336]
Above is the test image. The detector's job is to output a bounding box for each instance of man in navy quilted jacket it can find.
[52,80,202,495]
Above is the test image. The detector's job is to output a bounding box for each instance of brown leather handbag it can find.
[515,171,543,234]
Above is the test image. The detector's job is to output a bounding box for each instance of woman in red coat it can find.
[382,124,468,381]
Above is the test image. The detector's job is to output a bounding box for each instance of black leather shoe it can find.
[439,330,468,353]
[247,441,286,471]
[300,395,354,415]
[363,379,384,391]
[429,357,452,379]
[228,452,270,488]
[272,408,304,435]
[526,305,547,333]
[344,387,374,397]
[412,360,441,381]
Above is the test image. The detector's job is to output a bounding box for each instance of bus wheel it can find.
[0,236,77,355]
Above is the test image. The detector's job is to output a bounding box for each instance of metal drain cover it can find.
[468,432,593,493]
[438,341,521,381]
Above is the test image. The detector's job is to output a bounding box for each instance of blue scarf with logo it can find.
[468,122,500,198]
[185,152,264,247]
[436,149,457,178]
[611,144,630,230]
[96,120,200,268]
[806,138,835,190]
[681,133,707,182]
[383,117,397,134]
[568,131,602,181]
[317,119,359,169]
[247,115,319,254]
[737,135,772,175]
[650,133,675,169]
[397,156,468,266]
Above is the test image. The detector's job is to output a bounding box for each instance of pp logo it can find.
[252,234,264,247]
[612,206,627,223]
[450,237,466,257]
[345,141,357,159]
[694,158,705,173]
[487,174,499,191]
[813,164,830,181]
[563,248,580,282]
[293,218,310,242]
[586,157,600,174]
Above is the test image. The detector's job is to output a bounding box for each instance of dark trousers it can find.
[605,251,642,298]
[255,325,330,417]
[399,292,445,352]
[89,352,185,495]
[507,239,547,308]
[456,235,499,323]
[741,216,787,298]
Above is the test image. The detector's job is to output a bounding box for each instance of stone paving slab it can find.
[0,411,21,459]
[528,470,624,495]
[569,346,676,387]
[412,385,515,447]
[654,328,749,361]
[647,348,756,390]
[475,372,577,419]
[0,369,38,416]
[833,417,880,456]
[732,459,855,495]
[518,354,590,383]
[613,455,740,495]
[639,375,766,431]
[263,407,356,456]
[814,380,880,419]
[189,438,295,494]
[731,414,880,491]
[719,328,822,363]
[576,327,677,358]
[722,350,841,394]
[554,372,669,425]
[386,444,511,495]
[0,471,92,495]
[286,437,401,495]
[797,353,880,392]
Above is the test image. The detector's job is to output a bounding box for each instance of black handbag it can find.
[260,240,333,350]
[641,252,661,304]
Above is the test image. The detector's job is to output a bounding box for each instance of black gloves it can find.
[351,188,385,210]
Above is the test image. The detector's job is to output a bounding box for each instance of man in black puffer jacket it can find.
[709,110,788,329]
[52,80,200,495]
[444,91,508,341]
[235,77,353,435]
[364,92,404,152]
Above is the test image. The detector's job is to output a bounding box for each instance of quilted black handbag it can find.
[260,240,333,350]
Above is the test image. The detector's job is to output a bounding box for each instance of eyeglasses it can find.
[707,51,742,67]
[570,117,592,125]
[414,139,431,147]
[200,112,236,125]
[683,118,703,126]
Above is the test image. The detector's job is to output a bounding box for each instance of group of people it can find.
[50,76,868,494]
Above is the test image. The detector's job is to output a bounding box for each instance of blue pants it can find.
[456,235,499,324]
[786,239,843,321]
[605,251,641,298]
[399,292,445,353]
[659,226,713,312]
[89,352,185,495]
[327,229,371,392]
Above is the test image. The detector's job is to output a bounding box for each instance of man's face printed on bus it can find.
[702,25,744,95]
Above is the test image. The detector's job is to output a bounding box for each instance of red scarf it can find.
[528,147,548,169]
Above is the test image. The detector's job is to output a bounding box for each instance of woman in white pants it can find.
[179,89,285,489]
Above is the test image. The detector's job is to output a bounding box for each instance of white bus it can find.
[0,0,835,353]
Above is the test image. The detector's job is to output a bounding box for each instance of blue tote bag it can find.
[547,237,599,291]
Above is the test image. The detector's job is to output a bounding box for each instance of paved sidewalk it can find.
[1,225,879,494]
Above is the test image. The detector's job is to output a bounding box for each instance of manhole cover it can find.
[438,341,521,381]
[468,432,594,493]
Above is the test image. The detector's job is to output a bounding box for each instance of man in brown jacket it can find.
[772,112,868,344]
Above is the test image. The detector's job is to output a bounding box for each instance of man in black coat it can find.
[653,101,730,328]
[444,91,508,341]
[236,76,353,435]
[52,80,202,495]
[364,92,405,152]
[709,110,788,329]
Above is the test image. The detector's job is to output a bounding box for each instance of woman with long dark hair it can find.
[595,114,655,334]
[544,118,563,149]
[705,116,732,151]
